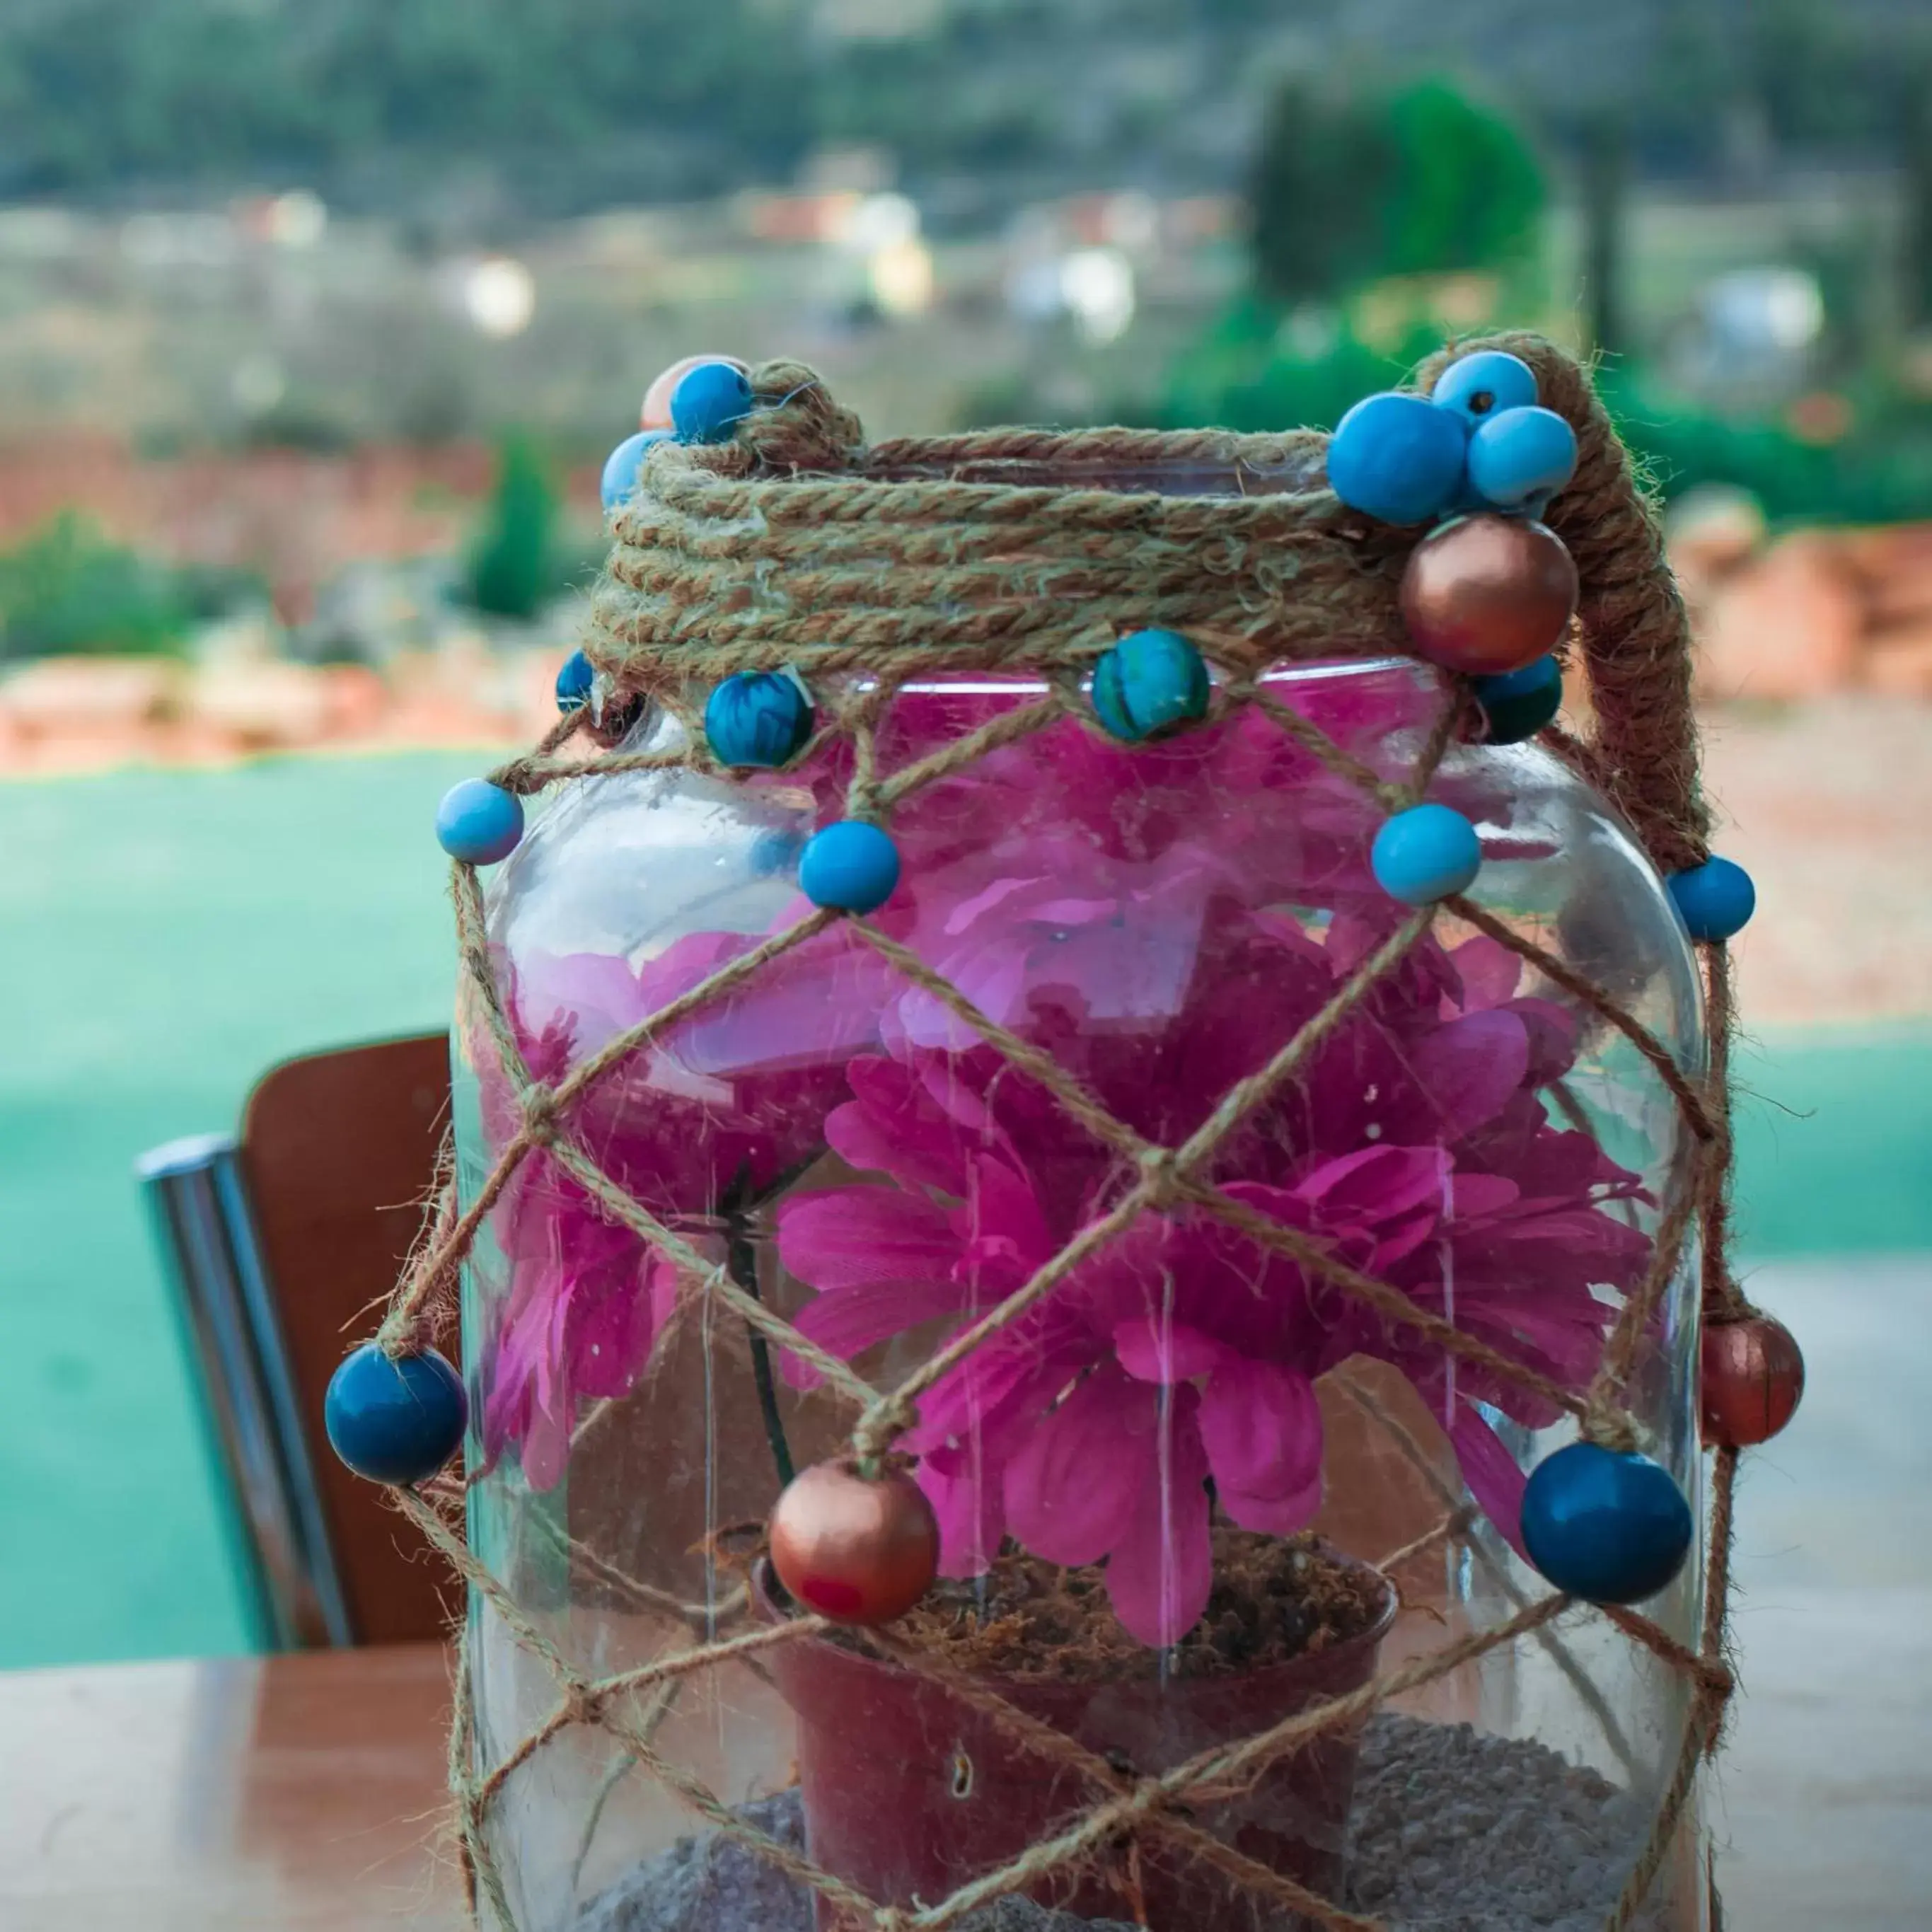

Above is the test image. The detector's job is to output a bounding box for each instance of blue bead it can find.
[1466,405,1579,513]
[555,649,595,713]
[1327,393,1469,526]
[705,671,814,768]
[1474,654,1563,744]
[1520,1442,1694,1604]
[325,1343,467,1486]
[436,778,524,864]
[600,429,671,512]
[671,361,755,444]
[1668,857,1757,942]
[1371,804,1482,906]
[799,820,901,913]
[1430,350,1539,429]
[1089,628,1211,741]
[748,827,803,877]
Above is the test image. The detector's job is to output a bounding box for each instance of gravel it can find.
[575,1714,1664,1932]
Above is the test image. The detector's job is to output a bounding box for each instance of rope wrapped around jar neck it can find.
[586,332,1706,877]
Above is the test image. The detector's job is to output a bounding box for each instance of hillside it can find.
[0,0,1924,221]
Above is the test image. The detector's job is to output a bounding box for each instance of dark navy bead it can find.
[436,779,524,864]
[671,361,755,444]
[325,1343,467,1486]
[799,820,901,913]
[1474,654,1563,744]
[601,429,671,512]
[1371,803,1482,906]
[1520,1442,1694,1604]
[1089,628,1211,742]
[1467,405,1579,513]
[1668,857,1756,942]
[555,648,595,713]
[1327,392,1469,526]
[705,671,814,768]
[1431,350,1539,429]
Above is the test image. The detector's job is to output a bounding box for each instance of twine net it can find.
[377,332,1752,1931]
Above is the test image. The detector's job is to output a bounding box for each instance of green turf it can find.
[0,756,1926,1668]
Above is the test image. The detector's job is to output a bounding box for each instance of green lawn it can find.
[1,756,1927,1669]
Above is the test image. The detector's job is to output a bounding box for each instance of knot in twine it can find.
[518,1082,562,1147]
[850,1392,922,1468]
[1135,1145,1184,1208]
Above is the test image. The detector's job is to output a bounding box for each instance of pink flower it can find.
[476,918,896,1486]
[777,919,1651,1645]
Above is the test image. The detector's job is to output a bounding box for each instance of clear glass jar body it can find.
[456,512,1706,1932]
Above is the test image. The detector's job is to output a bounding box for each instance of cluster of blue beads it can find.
[1328,350,1579,528]
[600,360,754,515]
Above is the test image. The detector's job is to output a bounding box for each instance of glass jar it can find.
[454,459,1706,1932]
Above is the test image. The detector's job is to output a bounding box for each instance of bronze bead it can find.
[1701,1314,1805,1448]
[768,1461,940,1627]
[1399,514,1580,676]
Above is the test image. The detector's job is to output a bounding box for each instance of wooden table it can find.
[0,1643,464,1932]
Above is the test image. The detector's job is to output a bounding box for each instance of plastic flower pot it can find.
[755,1555,1399,1928]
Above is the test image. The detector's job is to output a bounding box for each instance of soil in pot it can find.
[759,1529,1398,1930]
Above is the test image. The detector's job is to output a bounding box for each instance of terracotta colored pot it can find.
[756,1554,1398,1929]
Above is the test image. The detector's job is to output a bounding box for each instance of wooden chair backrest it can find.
[240,1034,457,1645]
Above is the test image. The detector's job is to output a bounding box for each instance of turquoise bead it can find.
[1668,857,1756,942]
[436,779,524,864]
[1521,1442,1693,1604]
[705,671,814,768]
[1327,393,1468,525]
[1371,804,1482,906]
[799,821,901,913]
[1467,405,1578,513]
[325,1343,467,1486]
[555,649,595,713]
[672,361,755,444]
[1474,655,1562,744]
[601,429,671,512]
[1431,351,1539,429]
[1090,628,1210,741]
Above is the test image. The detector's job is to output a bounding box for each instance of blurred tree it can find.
[468,434,559,622]
[0,514,193,661]
[1249,77,1544,308]
[1904,73,1932,332]
[1579,110,1629,357]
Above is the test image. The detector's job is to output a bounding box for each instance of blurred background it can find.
[0,1,1928,1920]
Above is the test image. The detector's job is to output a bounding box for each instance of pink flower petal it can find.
[1196,1358,1323,1504]
[1448,937,1522,1012]
[1104,1392,1213,1648]
[918,1455,1007,1579]
[1112,1316,1230,1384]
[1449,1406,1529,1561]
[777,1187,959,1291]
[1004,1370,1155,1568]
[1411,1010,1532,1138]
[785,1278,971,1387]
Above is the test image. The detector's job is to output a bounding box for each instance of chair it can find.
[139,1034,458,1649]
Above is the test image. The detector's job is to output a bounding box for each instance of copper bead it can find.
[1399,514,1579,676]
[641,354,749,431]
[768,1461,940,1627]
[1701,1314,1806,1448]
